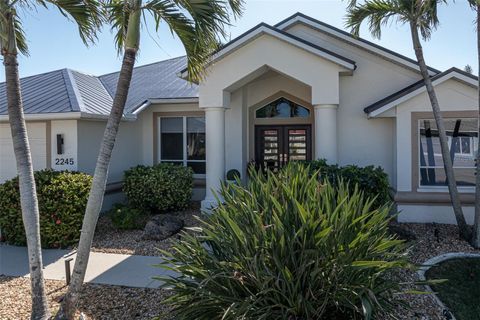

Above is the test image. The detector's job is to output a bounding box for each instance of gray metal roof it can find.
[0,55,198,117]
[99,56,198,114]
[0,69,76,115]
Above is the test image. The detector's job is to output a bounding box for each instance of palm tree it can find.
[56,0,243,318]
[467,0,480,248]
[0,1,100,319]
[345,0,471,241]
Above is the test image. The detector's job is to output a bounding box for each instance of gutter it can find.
[0,112,137,122]
[131,97,199,115]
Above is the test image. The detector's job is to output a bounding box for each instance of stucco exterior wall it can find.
[199,33,345,108]
[50,120,78,172]
[285,24,425,183]
[77,119,141,183]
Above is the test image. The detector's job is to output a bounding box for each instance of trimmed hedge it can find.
[308,159,392,208]
[0,170,92,248]
[123,163,193,213]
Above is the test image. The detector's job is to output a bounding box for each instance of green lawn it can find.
[426,257,480,320]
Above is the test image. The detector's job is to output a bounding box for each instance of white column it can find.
[314,104,338,164]
[201,107,225,210]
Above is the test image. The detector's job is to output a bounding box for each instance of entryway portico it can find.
[192,24,356,209]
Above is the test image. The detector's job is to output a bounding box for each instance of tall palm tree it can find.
[0,1,100,319]
[56,0,243,318]
[345,0,471,241]
[467,0,480,248]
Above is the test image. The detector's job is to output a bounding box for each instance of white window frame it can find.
[158,115,206,178]
[417,118,477,192]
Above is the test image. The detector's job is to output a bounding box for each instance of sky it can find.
[0,0,477,82]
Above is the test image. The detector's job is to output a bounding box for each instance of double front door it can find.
[255,125,312,171]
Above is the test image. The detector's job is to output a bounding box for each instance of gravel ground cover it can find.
[90,202,203,256]
[0,276,172,320]
[3,220,479,319]
[391,223,480,320]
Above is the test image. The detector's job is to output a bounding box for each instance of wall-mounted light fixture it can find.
[56,134,64,155]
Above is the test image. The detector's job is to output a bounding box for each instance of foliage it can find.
[426,258,480,320]
[0,170,92,248]
[158,163,410,320]
[105,0,243,82]
[109,203,147,230]
[123,163,193,213]
[308,159,392,208]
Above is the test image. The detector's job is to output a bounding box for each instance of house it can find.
[0,13,478,223]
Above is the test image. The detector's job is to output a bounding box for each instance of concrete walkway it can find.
[0,245,176,288]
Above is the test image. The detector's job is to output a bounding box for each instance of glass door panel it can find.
[255,125,311,171]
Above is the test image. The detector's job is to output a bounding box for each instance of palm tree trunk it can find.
[472,4,480,248]
[2,8,50,320]
[55,46,138,320]
[410,22,471,240]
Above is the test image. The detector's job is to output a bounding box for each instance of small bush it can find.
[0,170,91,248]
[123,163,193,213]
[159,163,409,319]
[309,159,392,208]
[109,204,146,230]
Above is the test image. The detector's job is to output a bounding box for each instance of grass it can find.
[425,257,480,320]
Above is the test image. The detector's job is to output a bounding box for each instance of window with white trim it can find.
[418,118,477,187]
[159,116,205,176]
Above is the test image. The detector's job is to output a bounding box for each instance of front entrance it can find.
[255,125,312,171]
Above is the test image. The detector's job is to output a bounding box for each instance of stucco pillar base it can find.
[314,104,338,164]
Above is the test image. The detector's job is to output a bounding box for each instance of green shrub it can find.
[308,159,392,208]
[158,163,409,320]
[109,204,146,230]
[0,170,91,248]
[123,163,193,213]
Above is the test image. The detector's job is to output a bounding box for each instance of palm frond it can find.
[345,0,445,41]
[12,12,28,55]
[345,0,404,39]
[40,0,102,45]
[143,0,243,81]
[104,0,129,52]
[0,5,29,55]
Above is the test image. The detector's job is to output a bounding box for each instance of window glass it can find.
[256,97,310,118]
[187,117,206,161]
[160,116,206,175]
[161,117,183,160]
[419,118,477,187]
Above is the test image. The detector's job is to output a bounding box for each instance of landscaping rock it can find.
[143,214,184,240]
[388,224,417,241]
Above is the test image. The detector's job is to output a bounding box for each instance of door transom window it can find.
[256,97,310,119]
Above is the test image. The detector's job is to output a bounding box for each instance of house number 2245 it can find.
[55,158,75,166]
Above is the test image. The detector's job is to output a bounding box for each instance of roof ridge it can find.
[62,69,84,112]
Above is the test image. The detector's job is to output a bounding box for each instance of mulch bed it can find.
[0,276,173,320]
[90,202,203,256]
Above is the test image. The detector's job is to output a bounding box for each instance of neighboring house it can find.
[0,13,478,223]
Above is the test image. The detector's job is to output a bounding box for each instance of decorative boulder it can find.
[143,214,184,240]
